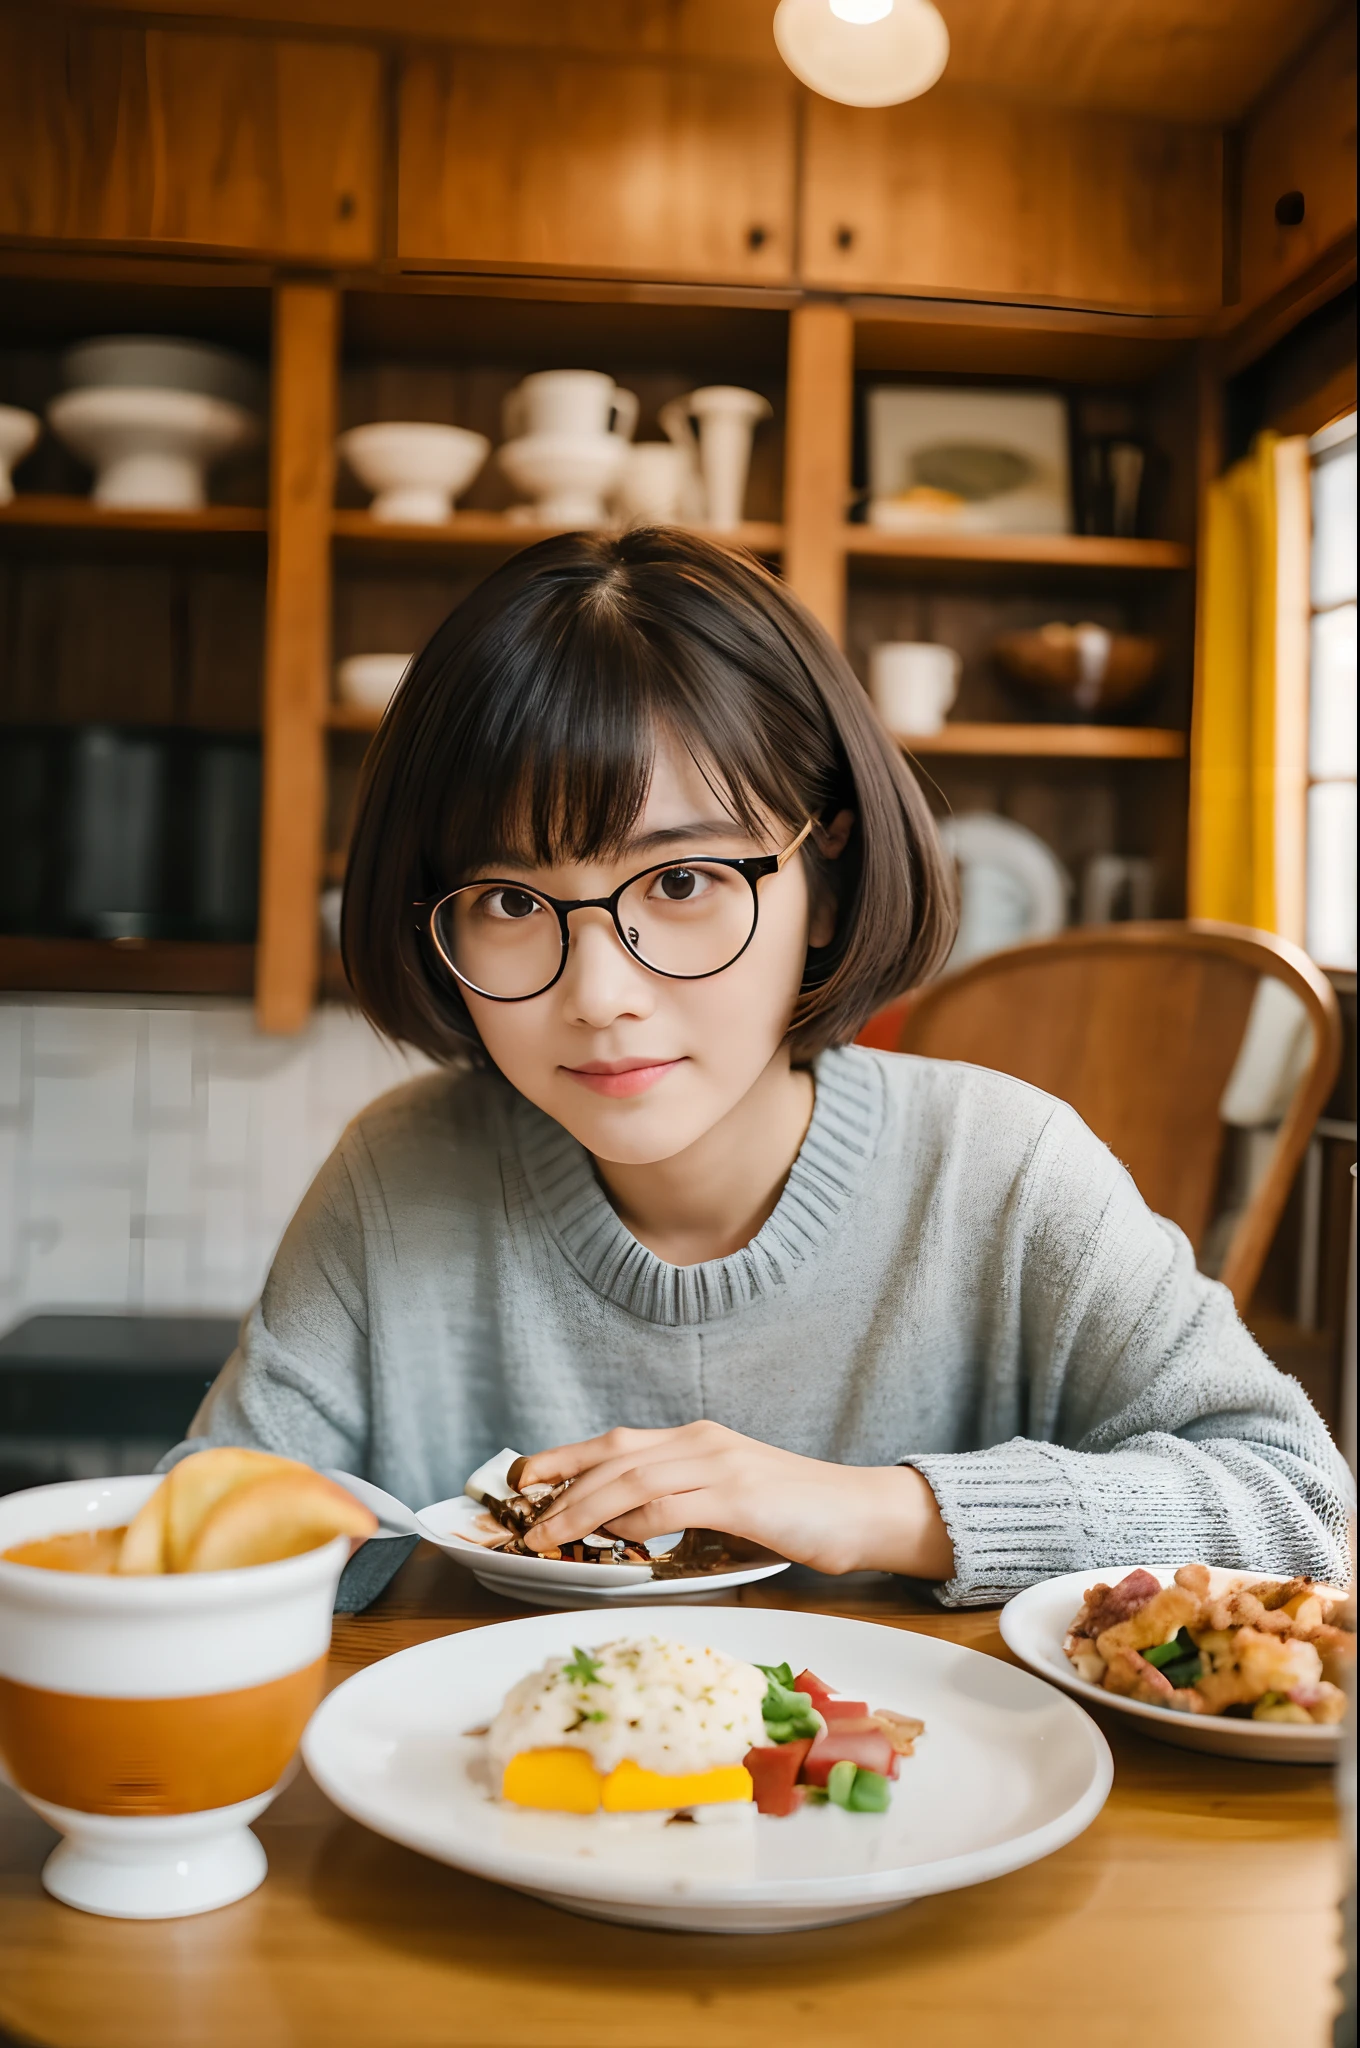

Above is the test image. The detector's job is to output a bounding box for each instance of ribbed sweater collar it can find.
[511,1045,883,1326]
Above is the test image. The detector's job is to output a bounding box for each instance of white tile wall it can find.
[0,998,433,1334]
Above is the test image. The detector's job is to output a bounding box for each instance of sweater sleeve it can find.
[156,1134,415,1611]
[903,1101,1354,1606]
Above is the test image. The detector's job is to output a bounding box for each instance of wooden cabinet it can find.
[397,48,796,285]
[1239,11,1358,312]
[0,19,382,263]
[800,89,1224,314]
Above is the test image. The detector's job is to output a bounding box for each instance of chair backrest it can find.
[894,920,1342,1309]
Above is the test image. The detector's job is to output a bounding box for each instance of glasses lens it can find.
[433,884,562,998]
[617,862,756,978]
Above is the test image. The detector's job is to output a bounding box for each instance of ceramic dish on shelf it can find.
[60,336,265,416]
[415,1492,789,1608]
[497,430,629,528]
[937,812,1070,969]
[1000,1566,1346,1764]
[337,422,490,524]
[335,653,412,716]
[993,623,1164,718]
[46,387,259,510]
[302,1604,1113,1933]
[0,404,40,503]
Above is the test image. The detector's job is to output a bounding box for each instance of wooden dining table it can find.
[0,1543,1343,2048]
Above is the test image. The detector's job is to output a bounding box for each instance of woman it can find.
[169,528,1350,1609]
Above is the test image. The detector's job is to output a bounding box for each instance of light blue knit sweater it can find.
[171,1045,1352,1610]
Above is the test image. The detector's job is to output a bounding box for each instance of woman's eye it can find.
[652,866,711,903]
[482,888,542,921]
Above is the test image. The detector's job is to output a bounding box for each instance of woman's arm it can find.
[903,1102,1353,1605]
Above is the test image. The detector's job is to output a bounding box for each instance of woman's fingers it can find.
[514,1426,679,1491]
[526,1457,716,1549]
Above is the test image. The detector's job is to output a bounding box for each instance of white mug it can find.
[615,443,692,524]
[868,643,961,735]
[503,371,638,443]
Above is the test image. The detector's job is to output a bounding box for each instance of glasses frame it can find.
[417,818,815,1003]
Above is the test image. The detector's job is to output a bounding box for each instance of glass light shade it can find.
[774,0,950,108]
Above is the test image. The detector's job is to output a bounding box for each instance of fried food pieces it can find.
[117,1448,377,1574]
[1064,1564,1353,1722]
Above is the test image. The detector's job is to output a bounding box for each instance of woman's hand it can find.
[513,1423,954,1580]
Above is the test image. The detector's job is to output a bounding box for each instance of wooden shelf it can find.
[0,937,256,996]
[844,529,1192,571]
[331,509,784,560]
[0,497,267,537]
[896,723,1187,759]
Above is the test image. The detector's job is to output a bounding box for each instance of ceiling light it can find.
[773,0,950,108]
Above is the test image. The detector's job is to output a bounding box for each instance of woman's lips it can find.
[562,1058,685,1098]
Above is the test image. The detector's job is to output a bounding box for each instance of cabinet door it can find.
[800,89,1223,314]
[0,19,381,263]
[1239,12,1357,312]
[398,48,796,284]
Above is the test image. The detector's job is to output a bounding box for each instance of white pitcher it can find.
[503,371,638,443]
[659,386,772,530]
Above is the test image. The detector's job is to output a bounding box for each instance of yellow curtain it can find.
[1189,432,1280,929]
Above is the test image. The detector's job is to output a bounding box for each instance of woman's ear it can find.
[807,809,855,947]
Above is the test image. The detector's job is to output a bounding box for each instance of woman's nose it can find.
[558,909,655,1026]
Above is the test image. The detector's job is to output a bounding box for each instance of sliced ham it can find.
[801,1724,899,1785]
[744,1738,814,1816]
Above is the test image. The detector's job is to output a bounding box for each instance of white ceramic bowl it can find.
[338,422,490,525]
[47,386,259,510]
[0,402,40,504]
[1000,1565,1346,1764]
[0,1475,349,1917]
[335,653,412,715]
[497,431,628,526]
[61,336,265,415]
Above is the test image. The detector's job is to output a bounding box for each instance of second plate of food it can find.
[1001,1565,1350,1763]
[417,1493,791,1607]
[303,1604,1112,1933]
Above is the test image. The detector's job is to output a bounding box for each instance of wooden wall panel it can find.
[800,89,1224,314]
[398,48,796,284]
[0,18,381,262]
[1239,10,1358,313]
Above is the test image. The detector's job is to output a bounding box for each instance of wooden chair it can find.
[883,921,1342,1310]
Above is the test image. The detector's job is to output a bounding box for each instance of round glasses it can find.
[420,820,814,1002]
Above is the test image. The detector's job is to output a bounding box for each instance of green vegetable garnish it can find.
[759,1669,822,1743]
[757,1662,796,1690]
[847,1768,891,1814]
[827,1760,857,1809]
[562,1646,606,1687]
[1142,1628,1201,1688]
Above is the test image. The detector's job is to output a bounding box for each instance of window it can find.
[1305,414,1357,970]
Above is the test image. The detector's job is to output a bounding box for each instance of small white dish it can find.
[416,1493,789,1608]
[303,1604,1113,1933]
[46,386,258,510]
[0,403,40,503]
[61,335,264,413]
[335,653,412,716]
[497,430,629,527]
[1000,1566,1344,1764]
[938,811,1071,968]
[338,422,490,525]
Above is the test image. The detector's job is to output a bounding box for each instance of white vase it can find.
[0,403,40,504]
[659,386,772,530]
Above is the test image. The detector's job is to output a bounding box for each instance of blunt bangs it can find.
[342,528,956,1061]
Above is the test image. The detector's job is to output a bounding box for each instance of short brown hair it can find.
[342,528,955,1061]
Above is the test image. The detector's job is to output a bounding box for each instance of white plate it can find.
[416,1495,790,1608]
[938,811,1070,968]
[302,1604,1112,1933]
[1000,1567,1342,1764]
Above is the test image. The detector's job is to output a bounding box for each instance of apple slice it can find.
[184,1468,378,1572]
[117,1478,171,1574]
[163,1447,294,1572]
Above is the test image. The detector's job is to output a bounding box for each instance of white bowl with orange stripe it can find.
[0,1474,350,1918]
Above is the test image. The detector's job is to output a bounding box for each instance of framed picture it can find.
[866,386,1072,535]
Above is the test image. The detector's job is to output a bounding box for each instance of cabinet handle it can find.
[337,192,357,221]
[835,225,855,251]
[747,224,769,250]
[1274,190,1305,227]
